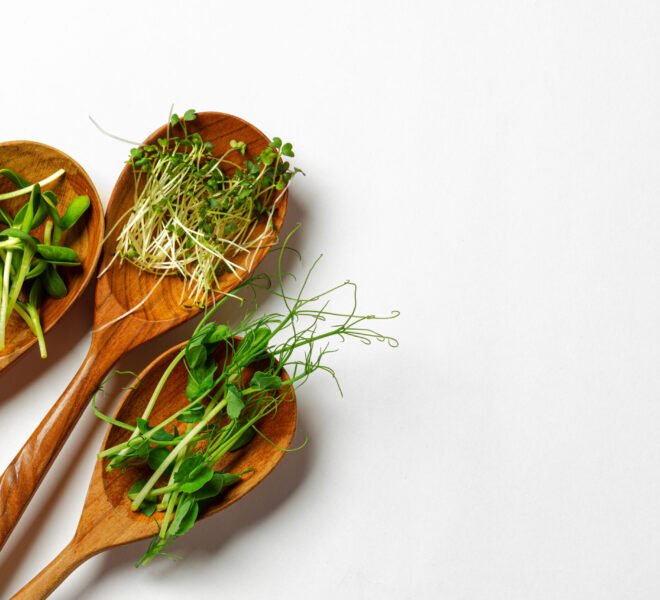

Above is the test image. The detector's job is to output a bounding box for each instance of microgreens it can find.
[95,234,398,566]
[102,109,302,307]
[0,168,90,356]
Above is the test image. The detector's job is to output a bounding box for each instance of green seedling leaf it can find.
[208,323,231,343]
[30,200,49,230]
[186,363,217,400]
[0,168,29,188]
[147,447,171,471]
[179,466,213,494]
[60,195,90,230]
[168,496,198,537]
[178,403,205,423]
[229,426,256,451]
[151,428,176,443]
[25,261,48,280]
[281,143,295,157]
[183,109,197,122]
[226,384,244,420]
[193,472,243,501]
[173,454,214,493]
[41,190,58,208]
[0,228,37,247]
[128,480,157,516]
[250,371,282,391]
[174,454,205,482]
[42,265,67,298]
[36,244,79,264]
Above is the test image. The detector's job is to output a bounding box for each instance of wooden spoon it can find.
[0,141,104,371]
[0,113,288,549]
[12,339,297,599]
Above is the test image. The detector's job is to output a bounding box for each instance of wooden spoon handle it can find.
[0,333,122,551]
[12,538,95,600]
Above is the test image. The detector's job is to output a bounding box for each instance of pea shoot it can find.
[102,109,302,307]
[95,237,398,566]
[0,167,90,356]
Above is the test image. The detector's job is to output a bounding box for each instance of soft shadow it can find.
[69,413,315,599]
[1,284,95,401]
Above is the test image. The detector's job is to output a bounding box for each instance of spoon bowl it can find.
[13,339,297,599]
[99,112,286,323]
[0,140,104,372]
[0,113,288,550]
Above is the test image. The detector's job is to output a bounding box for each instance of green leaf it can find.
[185,363,217,400]
[281,143,295,157]
[208,324,230,343]
[25,260,48,280]
[185,344,207,370]
[179,466,213,493]
[41,190,58,208]
[229,426,256,451]
[128,480,157,516]
[168,496,198,537]
[238,326,271,360]
[128,480,147,500]
[226,384,244,420]
[250,371,282,391]
[36,244,79,264]
[0,168,29,188]
[193,472,243,501]
[270,137,282,149]
[29,200,49,230]
[60,195,90,230]
[151,428,176,443]
[42,265,67,298]
[147,447,171,471]
[174,454,205,483]
[259,147,277,166]
[183,109,197,122]
[0,228,37,247]
[178,403,205,423]
[173,454,214,493]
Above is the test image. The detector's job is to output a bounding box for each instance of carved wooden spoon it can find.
[0,113,288,549]
[0,140,104,371]
[12,339,297,599]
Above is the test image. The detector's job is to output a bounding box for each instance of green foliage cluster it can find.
[95,238,398,566]
[105,109,302,307]
[0,169,90,356]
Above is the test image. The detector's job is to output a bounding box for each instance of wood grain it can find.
[13,340,297,599]
[0,113,288,552]
[0,141,104,372]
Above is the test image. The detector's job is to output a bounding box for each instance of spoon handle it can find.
[0,330,123,551]
[11,537,97,600]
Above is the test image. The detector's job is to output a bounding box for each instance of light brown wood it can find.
[13,340,297,599]
[0,141,104,372]
[0,113,288,551]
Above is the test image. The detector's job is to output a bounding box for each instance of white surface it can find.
[2,1,660,598]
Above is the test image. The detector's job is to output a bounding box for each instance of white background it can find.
[2,1,660,598]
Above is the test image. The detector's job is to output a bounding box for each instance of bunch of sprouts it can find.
[101,109,300,307]
[95,234,398,565]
